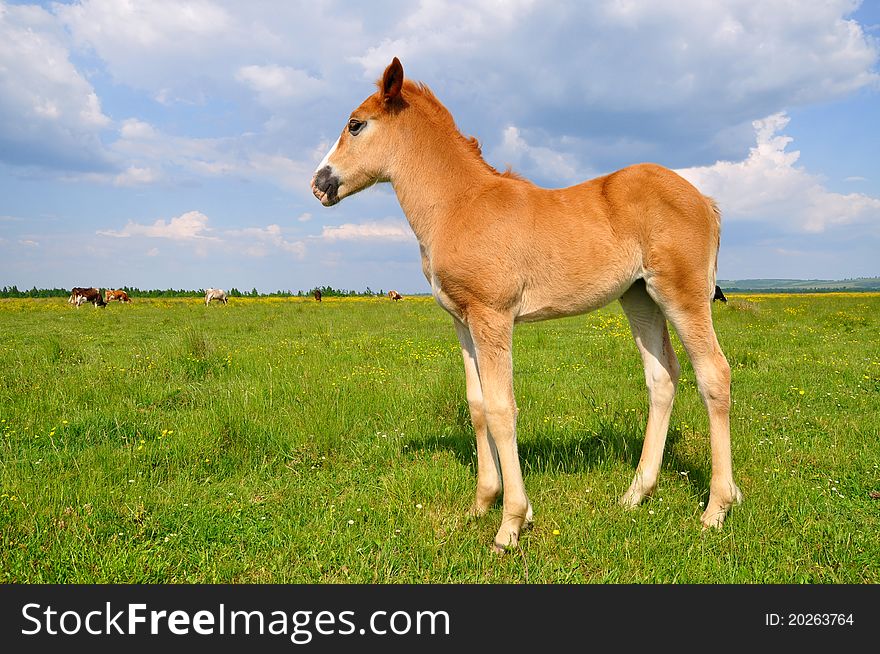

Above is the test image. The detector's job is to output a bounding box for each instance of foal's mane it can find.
[383,79,523,180]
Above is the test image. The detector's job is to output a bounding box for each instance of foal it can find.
[312,58,742,551]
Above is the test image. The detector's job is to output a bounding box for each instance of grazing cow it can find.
[313,289,322,302]
[106,289,132,303]
[68,287,86,305]
[712,285,728,303]
[388,290,403,301]
[205,288,228,305]
[311,58,742,551]
[69,287,106,308]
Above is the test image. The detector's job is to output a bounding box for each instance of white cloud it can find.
[676,113,880,233]
[240,152,314,192]
[19,239,39,247]
[114,166,162,186]
[224,224,306,258]
[97,210,216,240]
[119,119,158,140]
[62,0,232,49]
[492,125,590,183]
[353,0,537,78]
[54,1,364,109]
[98,210,306,258]
[108,118,315,193]
[320,220,415,242]
[0,2,111,169]
[56,0,235,102]
[235,65,325,107]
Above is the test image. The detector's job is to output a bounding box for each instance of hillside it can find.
[716,277,880,292]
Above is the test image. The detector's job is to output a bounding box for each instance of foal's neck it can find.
[390,124,497,247]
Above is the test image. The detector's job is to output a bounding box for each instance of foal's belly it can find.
[429,267,639,325]
[515,276,636,323]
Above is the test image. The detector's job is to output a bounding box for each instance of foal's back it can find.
[434,162,719,322]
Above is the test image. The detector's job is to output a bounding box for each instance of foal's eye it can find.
[348,119,366,136]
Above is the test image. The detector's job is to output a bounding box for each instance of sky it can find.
[1,0,879,294]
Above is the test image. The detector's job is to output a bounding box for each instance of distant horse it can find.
[205,288,228,306]
[713,285,728,303]
[388,290,402,301]
[313,289,322,302]
[312,58,740,551]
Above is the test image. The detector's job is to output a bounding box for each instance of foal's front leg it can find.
[454,319,501,517]
[467,314,532,551]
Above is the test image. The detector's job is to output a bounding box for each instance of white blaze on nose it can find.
[316,137,340,173]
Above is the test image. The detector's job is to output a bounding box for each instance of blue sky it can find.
[1,0,878,293]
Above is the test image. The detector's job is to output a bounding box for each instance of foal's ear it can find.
[382,57,404,102]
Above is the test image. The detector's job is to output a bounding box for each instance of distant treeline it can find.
[0,285,392,299]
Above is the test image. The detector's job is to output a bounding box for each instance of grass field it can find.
[1,293,877,583]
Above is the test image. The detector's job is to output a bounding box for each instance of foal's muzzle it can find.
[311,166,341,206]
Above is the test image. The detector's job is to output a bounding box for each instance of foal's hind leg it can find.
[618,281,681,508]
[649,284,743,528]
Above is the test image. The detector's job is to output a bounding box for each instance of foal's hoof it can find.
[619,478,656,509]
[619,488,645,509]
[491,531,520,553]
[491,535,520,554]
[700,484,744,529]
[700,507,728,530]
[491,540,509,554]
[467,487,501,519]
[491,509,531,554]
[466,504,490,520]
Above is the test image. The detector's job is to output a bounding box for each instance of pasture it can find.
[0,293,877,583]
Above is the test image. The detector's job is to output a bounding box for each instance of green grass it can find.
[1,293,877,583]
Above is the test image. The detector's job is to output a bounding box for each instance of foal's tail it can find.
[704,195,722,299]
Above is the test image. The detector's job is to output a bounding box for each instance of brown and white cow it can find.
[68,287,85,305]
[69,287,106,308]
[106,289,132,303]
[388,290,403,301]
[205,288,228,305]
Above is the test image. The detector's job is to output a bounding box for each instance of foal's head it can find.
[311,58,411,206]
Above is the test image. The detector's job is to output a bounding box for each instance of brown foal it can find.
[312,58,742,551]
